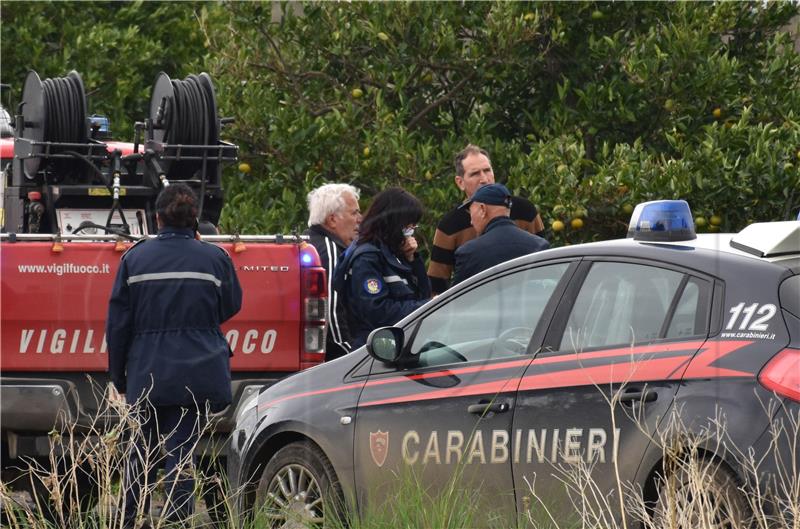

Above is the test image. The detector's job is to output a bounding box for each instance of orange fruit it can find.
[709,215,722,226]
[551,220,565,232]
[571,218,584,230]
[238,162,251,174]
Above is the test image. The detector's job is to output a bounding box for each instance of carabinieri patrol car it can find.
[228,200,800,527]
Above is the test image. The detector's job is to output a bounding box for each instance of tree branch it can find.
[407,71,476,131]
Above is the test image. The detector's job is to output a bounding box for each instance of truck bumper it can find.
[1,379,76,432]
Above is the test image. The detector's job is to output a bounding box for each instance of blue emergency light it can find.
[91,115,109,131]
[89,114,111,139]
[300,250,314,266]
[627,200,696,242]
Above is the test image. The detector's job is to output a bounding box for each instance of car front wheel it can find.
[255,441,342,529]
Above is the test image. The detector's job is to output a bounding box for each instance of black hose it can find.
[164,75,213,217]
[41,74,86,179]
[63,150,112,189]
[72,221,138,240]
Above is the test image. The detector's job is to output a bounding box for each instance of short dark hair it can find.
[155,183,198,229]
[197,220,219,235]
[358,187,423,255]
[454,144,490,176]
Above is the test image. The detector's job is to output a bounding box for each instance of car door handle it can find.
[467,401,510,415]
[618,389,658,405]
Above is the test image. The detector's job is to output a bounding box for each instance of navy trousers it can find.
[124,404,205,527]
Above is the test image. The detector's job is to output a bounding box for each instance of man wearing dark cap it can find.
[452,183,549,286]
[427,144,545,294]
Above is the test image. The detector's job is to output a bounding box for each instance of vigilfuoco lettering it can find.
[16,263,110,275]
[18,329,107,354]
[225,329,278,354]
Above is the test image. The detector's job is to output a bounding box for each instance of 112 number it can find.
[725,302,776,331]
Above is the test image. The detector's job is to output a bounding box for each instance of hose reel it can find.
[148,72,221,184]
[18,70,89,180]
[147,72,236,222]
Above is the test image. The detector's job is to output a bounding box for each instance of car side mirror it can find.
[366,326,405,364]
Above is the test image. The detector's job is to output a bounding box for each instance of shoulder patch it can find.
[364,277,383,295]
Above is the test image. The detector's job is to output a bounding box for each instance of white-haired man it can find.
[305,183,362,360]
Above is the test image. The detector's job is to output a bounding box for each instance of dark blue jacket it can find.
[106,227,243,409]
[333,240,431,348]
[453,216,550,286]
[304,225,353,360]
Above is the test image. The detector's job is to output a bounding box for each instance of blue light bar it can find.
[627,200,696,242]
[89,114,110,133]
[89,114,111,138]
[300,251,314,266]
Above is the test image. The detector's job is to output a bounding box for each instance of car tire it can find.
[254,441,343,528]
[653,457,751,529]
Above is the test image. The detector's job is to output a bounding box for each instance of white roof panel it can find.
[729,221,800,258]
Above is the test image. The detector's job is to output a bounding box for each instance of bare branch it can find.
[407,71,476,131]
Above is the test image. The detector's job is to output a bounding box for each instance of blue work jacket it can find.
[333,240,431,349]
[106,227,242,409]
[453,216,550,286]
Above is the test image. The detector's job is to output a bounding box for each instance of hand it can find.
[401,236,418,261]
[108,385,127,409]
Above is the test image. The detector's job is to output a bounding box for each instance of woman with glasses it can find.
[333,187,431,349]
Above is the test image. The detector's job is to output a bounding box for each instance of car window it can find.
[408,263,569,368]
[560,262,685,351]
[665,278,706,339]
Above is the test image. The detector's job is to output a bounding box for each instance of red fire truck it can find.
[0,71,327,508]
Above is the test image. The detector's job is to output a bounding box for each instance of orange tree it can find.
[208,1,799,249]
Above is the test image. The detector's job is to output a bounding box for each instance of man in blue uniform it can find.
[106,183,242,527]
[453,183,549,286]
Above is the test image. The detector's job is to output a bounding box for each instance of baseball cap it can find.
[459,183,513,209]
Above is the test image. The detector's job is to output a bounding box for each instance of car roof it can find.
[461,221,800,289]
